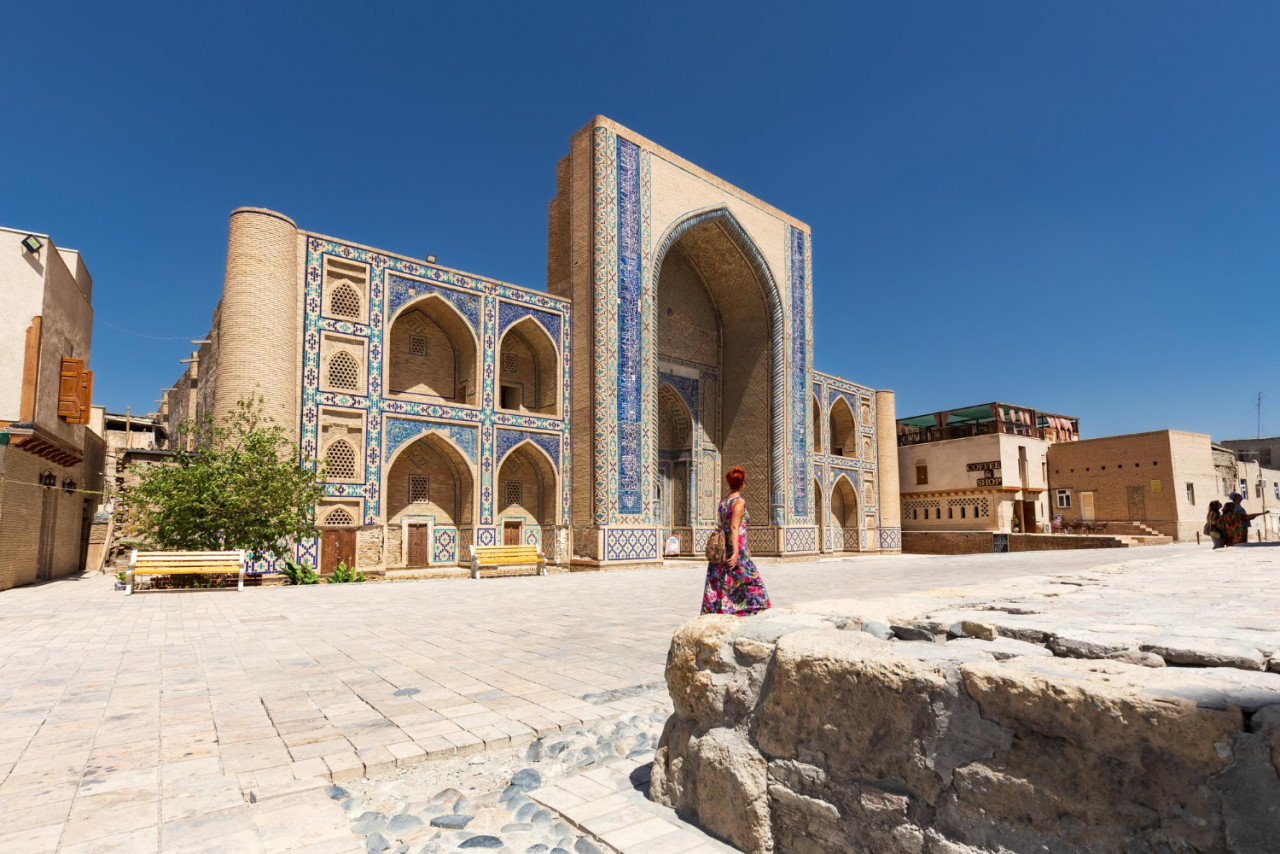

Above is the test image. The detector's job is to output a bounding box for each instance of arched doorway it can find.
[496,441,557,547]
[653,210,781,525]
[385,433,474,567]
[658,384,693,533]
[387,295,478,404]
[814,477,825,552]
[832,474,860,552]
[829,396,855,458]
[497,318,559,416]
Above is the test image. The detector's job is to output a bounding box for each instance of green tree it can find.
[124,396,323,561]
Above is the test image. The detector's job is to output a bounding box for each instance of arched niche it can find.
[832,474,860,551]
[496,441,557,543]
[498,317,559,417]
[829,396,856,458]
[387,295,479,405]
[384,432,475,527]
[657,383,693,530]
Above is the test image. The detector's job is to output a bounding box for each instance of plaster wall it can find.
[35,244,93,449]
[0,230,49,422]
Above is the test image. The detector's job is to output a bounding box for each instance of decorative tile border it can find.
[603,527,659,562]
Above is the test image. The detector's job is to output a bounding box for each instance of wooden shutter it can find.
[76,369,94,424]
[58,358,84,421]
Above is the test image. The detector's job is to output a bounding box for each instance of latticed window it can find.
[408,474,429,503]
[504,480,523,506]
[324,506,354,526]
[409,335,428,357]
[502,352,518,373]
[329,282,360,319]
[328,351,359,390]
[325,440,356,480]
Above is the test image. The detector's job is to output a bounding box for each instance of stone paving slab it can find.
[0,544,1224,851]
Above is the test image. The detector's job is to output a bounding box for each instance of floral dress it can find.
[701,496,771,616]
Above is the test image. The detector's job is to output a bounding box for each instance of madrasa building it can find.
[159,117,901,573]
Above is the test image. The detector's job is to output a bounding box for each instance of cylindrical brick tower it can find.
[213,208,299,439]
[875,389,901,549]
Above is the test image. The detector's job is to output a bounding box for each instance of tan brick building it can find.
[896,402,1079,535]
[1046,430,1220,541]
[0,227,103,590]
[159,116,901,573]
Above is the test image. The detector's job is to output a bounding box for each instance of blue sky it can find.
[2,2,1276,441]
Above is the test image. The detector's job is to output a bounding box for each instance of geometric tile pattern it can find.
[298,236,571,565]
[603,528,659,562]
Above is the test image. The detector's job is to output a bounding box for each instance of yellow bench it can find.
[126,550,246,594]
[468,544,546,579]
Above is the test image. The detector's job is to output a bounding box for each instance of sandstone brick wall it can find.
[1048,431,1218,541]
[0,447,88,590]
[902,530,995,554]
[875,390,901,533]
[214,208,299,438]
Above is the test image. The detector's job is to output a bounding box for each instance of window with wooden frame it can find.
[58,357,93,424]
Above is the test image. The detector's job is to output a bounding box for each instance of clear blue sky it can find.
[2,2,1276,441]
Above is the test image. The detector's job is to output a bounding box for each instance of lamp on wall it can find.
[39,470,56,487]
[425,254,437,264]
[62,478,76,495]
[21,235,43,254]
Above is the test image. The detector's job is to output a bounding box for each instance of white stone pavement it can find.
[0,544,1223,852]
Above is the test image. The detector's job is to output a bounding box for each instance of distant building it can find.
[1046,430,1218,542]
[0,227,102,590]
[897,402,1079,534]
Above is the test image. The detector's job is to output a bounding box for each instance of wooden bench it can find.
[468,545,546,579]
[126,550,246,594]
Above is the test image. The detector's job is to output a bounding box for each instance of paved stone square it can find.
[2,543,1271,852]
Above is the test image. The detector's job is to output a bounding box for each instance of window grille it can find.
[504,480,523,506]
[502,352,518,373]
[326,440,357,480]
[409,335,428,357]
[329,282,360,319]
[328,351,359,390]
[408,474,429,503]
[324,507,354,526]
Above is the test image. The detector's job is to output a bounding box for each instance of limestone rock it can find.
[664,615,740,723]
[947,637,1051,661]
[692,727,772,854]
[1141,636,1266,671]
[1104,649,1166,668]
[960,620,997,641]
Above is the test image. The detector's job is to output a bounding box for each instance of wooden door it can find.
[406,525,429,567]
[1080,492,1095,521]
[1022,500,1037,533]
[1126,486,1146,519]
[503,521,521,545]
[321,529,356,574]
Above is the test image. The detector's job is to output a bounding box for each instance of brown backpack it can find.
[704,529,727,564]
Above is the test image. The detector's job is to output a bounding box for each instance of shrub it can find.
[327,561,364,584]
[282,559,319,585]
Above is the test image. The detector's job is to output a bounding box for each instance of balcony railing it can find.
[898,421,1047,447]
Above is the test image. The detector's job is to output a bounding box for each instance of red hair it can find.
[725,467,746,491]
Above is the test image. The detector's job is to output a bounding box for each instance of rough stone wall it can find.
[653,606,1280,854]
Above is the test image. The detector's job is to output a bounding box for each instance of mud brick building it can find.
[160,117,901,573]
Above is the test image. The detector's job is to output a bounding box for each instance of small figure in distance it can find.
[701,467,771,616]
[1204,500,1224,549]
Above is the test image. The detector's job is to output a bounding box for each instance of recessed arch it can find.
[814,477,825,552]
[831,473,860,551]
[324,438,357,481]
[327,350,359,391]
[384,431,474,527]
[829,396,856,458]
[387,293,479,405]
[651,206,785,525]
[811,393,823,455]
[496,439,558,531]
[657,383,694,530]
[498,317,559,417]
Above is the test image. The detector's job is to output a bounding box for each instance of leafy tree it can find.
[124,396,323,561]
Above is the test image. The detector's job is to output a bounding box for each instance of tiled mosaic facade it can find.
[184,117,900,573]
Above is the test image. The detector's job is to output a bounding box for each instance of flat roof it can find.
[897,402,1078,428]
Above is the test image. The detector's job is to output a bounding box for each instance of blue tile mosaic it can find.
[615,137,642,516]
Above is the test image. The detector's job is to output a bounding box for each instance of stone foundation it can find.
[651,578,1280,853]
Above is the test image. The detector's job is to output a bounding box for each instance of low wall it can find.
[903,531,1129,555]
[651,603,1280,853]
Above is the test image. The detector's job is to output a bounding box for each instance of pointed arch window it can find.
[325,439,357,480]
[324,507,354,526]
[328,351,359,390]
[329,282,360,319]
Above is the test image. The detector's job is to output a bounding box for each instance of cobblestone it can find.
[0,544,1248,851]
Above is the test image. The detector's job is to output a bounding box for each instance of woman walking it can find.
[1205,500,1224,549]
[702,467,771,616]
